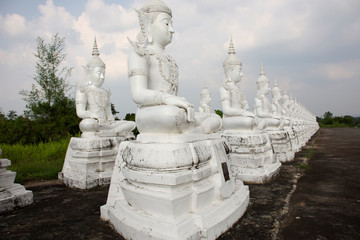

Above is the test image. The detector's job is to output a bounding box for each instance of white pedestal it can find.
[266,129,295,163]
[285,126,302,153]
[0,159,33,213]
[101,134,249,240]
[222,130,281,184]
[59,134,133,189]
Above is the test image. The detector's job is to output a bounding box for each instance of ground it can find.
[1,128,359,239]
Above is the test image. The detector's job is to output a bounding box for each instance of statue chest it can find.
[148,54,178,95]
[230,89,245,109]
[86,88,109,111]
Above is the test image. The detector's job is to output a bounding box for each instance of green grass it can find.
[299,163,309,169]
[299,148,315,170]
[305,148,315,160]
[0,138,70,184]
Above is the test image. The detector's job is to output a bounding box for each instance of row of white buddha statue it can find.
[59,0,318,239]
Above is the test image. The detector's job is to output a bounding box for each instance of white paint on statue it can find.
[254,65,295,162]
[59,39,135,189]
[101,1,249,239]
[199,82,213,113]
[220,39,280,184]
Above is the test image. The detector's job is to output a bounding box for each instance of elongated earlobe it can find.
[147,35,153,43]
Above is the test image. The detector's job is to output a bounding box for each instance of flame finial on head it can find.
[228,36,235,55]
[260,63,265,75]
[85,37,105,74]
[223,36,242,68]
[92,37,100,57]
[274,77,278,87]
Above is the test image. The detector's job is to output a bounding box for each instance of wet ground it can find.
[1,128,359,239]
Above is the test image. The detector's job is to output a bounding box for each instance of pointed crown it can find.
[256,63,269,84]
[272,78,281,94]
[201,82,210,96]
[223,37,242,68]
[86,37,106,73]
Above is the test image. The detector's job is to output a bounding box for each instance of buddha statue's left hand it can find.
[163,95,194,110]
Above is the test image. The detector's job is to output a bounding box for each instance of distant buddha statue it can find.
[127,0,221,135]
[271,79,282,116]
[281,91,292,125]
[220,38,255,131]
[254,64,280,129]
[76,38,136,137]
[271,79,284,129]
[199,83,212,113]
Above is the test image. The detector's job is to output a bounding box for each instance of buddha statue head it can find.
[256,64,270,95]
[282,91,289,105]
[223,38,243,84]
[135,0,174,47]
[85,38,106,87]
[272,79,281,102]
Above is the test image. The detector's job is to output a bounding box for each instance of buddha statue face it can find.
[257,79,270,95]
[228,64,243,84]
[90,66,105,87]
[148,12,174,47]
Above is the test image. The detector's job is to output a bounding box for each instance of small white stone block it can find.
[0,158,33,213]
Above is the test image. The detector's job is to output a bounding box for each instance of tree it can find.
[17,33,80,143]
[111,103,120,120]
[20,33,73,120]
[323,111,333,120]
[322,111,334,125]
[215,110,223,118]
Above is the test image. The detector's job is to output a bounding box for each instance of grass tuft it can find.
[0,138,70,184]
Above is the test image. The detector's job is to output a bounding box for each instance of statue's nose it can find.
[169,24,175,34]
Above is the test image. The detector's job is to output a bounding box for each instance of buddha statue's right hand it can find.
[163,95,194,110]
[245,111,255,118]
[89,112,99,120]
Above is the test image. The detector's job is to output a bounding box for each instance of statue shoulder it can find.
[76,88,87,104]
[128,38,150,60]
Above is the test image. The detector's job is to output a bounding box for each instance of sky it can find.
[0,0,359,119]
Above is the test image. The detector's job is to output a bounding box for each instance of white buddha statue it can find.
[254,64,280,129]
[198,83,212,113]
[101,2,250,239]
[271,79,282,116]
[271,79,284,129]
[127,0,221,135]
[220,38,255,131]
[76,38,135,137]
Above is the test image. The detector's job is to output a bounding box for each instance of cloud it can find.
[0,13,27,37]
[315,60,360,81]
[1,0,360,118]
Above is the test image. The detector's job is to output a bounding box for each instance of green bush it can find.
[0,138,70,184]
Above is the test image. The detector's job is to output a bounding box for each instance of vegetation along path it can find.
[1,128,360,239]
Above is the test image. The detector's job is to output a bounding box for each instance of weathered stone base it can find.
[285,126,302,153]
[222,131,280,184]
[230,161,281,184]
[101,135,249,240]
[0,183,33,213]
[59,135,132,189]
[267,129,295,163]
